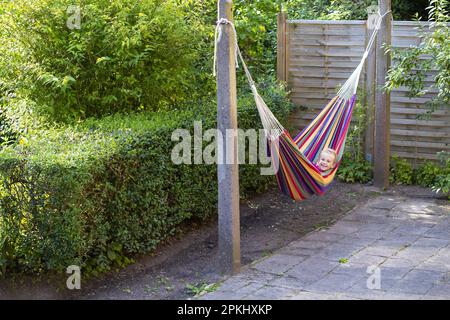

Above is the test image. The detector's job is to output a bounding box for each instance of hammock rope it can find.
[213,12,390,201]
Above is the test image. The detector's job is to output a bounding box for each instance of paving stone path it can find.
[199,194,450,300]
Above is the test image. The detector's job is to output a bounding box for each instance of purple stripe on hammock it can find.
[278,137,322,195]
[305,98,347,159]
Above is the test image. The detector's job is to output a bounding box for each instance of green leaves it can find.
[388,154,450,199]
[95,56,112,64]
[386,0,450,115]
[0,0,202,122]
[0,85,20,148]
[390,156,414,185]
[337,156,372,184]
[185,282,219,296]
[415,161,442,187]
[432,151,450,198]
[337,89,373,184]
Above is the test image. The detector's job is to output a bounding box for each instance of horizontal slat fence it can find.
[277,18,449,166]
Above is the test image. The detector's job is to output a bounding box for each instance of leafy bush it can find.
[234,0,280,77]
[0,0,202,121]
[385,0,450,115]
[431,151,450,198]
[0,85,18,148]
[390,153,449,194]
[337,154,372,183]
[336,90,373,184]
[432,174,450,198]
[390,155,414,185]
[415,161,442,186]
[0,81,294,276]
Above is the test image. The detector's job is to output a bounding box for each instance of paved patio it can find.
[199,194,450,300]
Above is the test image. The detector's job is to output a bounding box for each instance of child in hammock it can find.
[317,148,337,172]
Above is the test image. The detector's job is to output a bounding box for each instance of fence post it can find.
[277,9,287,83]
[374,0,392,188]
[365,21,376,164]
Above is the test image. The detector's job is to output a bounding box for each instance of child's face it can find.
[317,152,336,171]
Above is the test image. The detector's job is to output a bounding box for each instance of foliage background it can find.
[0,0,448,276]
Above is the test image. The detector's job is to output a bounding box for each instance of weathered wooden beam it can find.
[277,10,287,82]
[374,0,392,189]
[216,0,240,275]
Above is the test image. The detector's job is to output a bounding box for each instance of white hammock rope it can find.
[214,18,284,140]
[213,11,390,140]
[336,10,391,99]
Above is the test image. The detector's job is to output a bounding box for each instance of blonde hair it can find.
[321,148,337,163]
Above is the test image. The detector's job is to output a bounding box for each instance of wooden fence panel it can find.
[281,19,449,166]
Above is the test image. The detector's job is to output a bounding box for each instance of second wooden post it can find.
[374,0,392,188]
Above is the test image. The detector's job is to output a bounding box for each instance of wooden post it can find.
[374,0,392,188]
[277,9,287,82]
[216,0,240,275]
[365,22,376,164]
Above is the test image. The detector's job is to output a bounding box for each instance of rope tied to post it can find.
[213,18,257,90]
[213,18,239,77]
[212,17,284,140]
[336,9,391,98]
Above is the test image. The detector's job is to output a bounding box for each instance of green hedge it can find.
[0,82,294,276]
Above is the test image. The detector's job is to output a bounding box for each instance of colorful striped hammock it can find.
[214,12,388,201]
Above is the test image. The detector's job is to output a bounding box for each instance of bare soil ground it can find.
[0,182,443,300]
